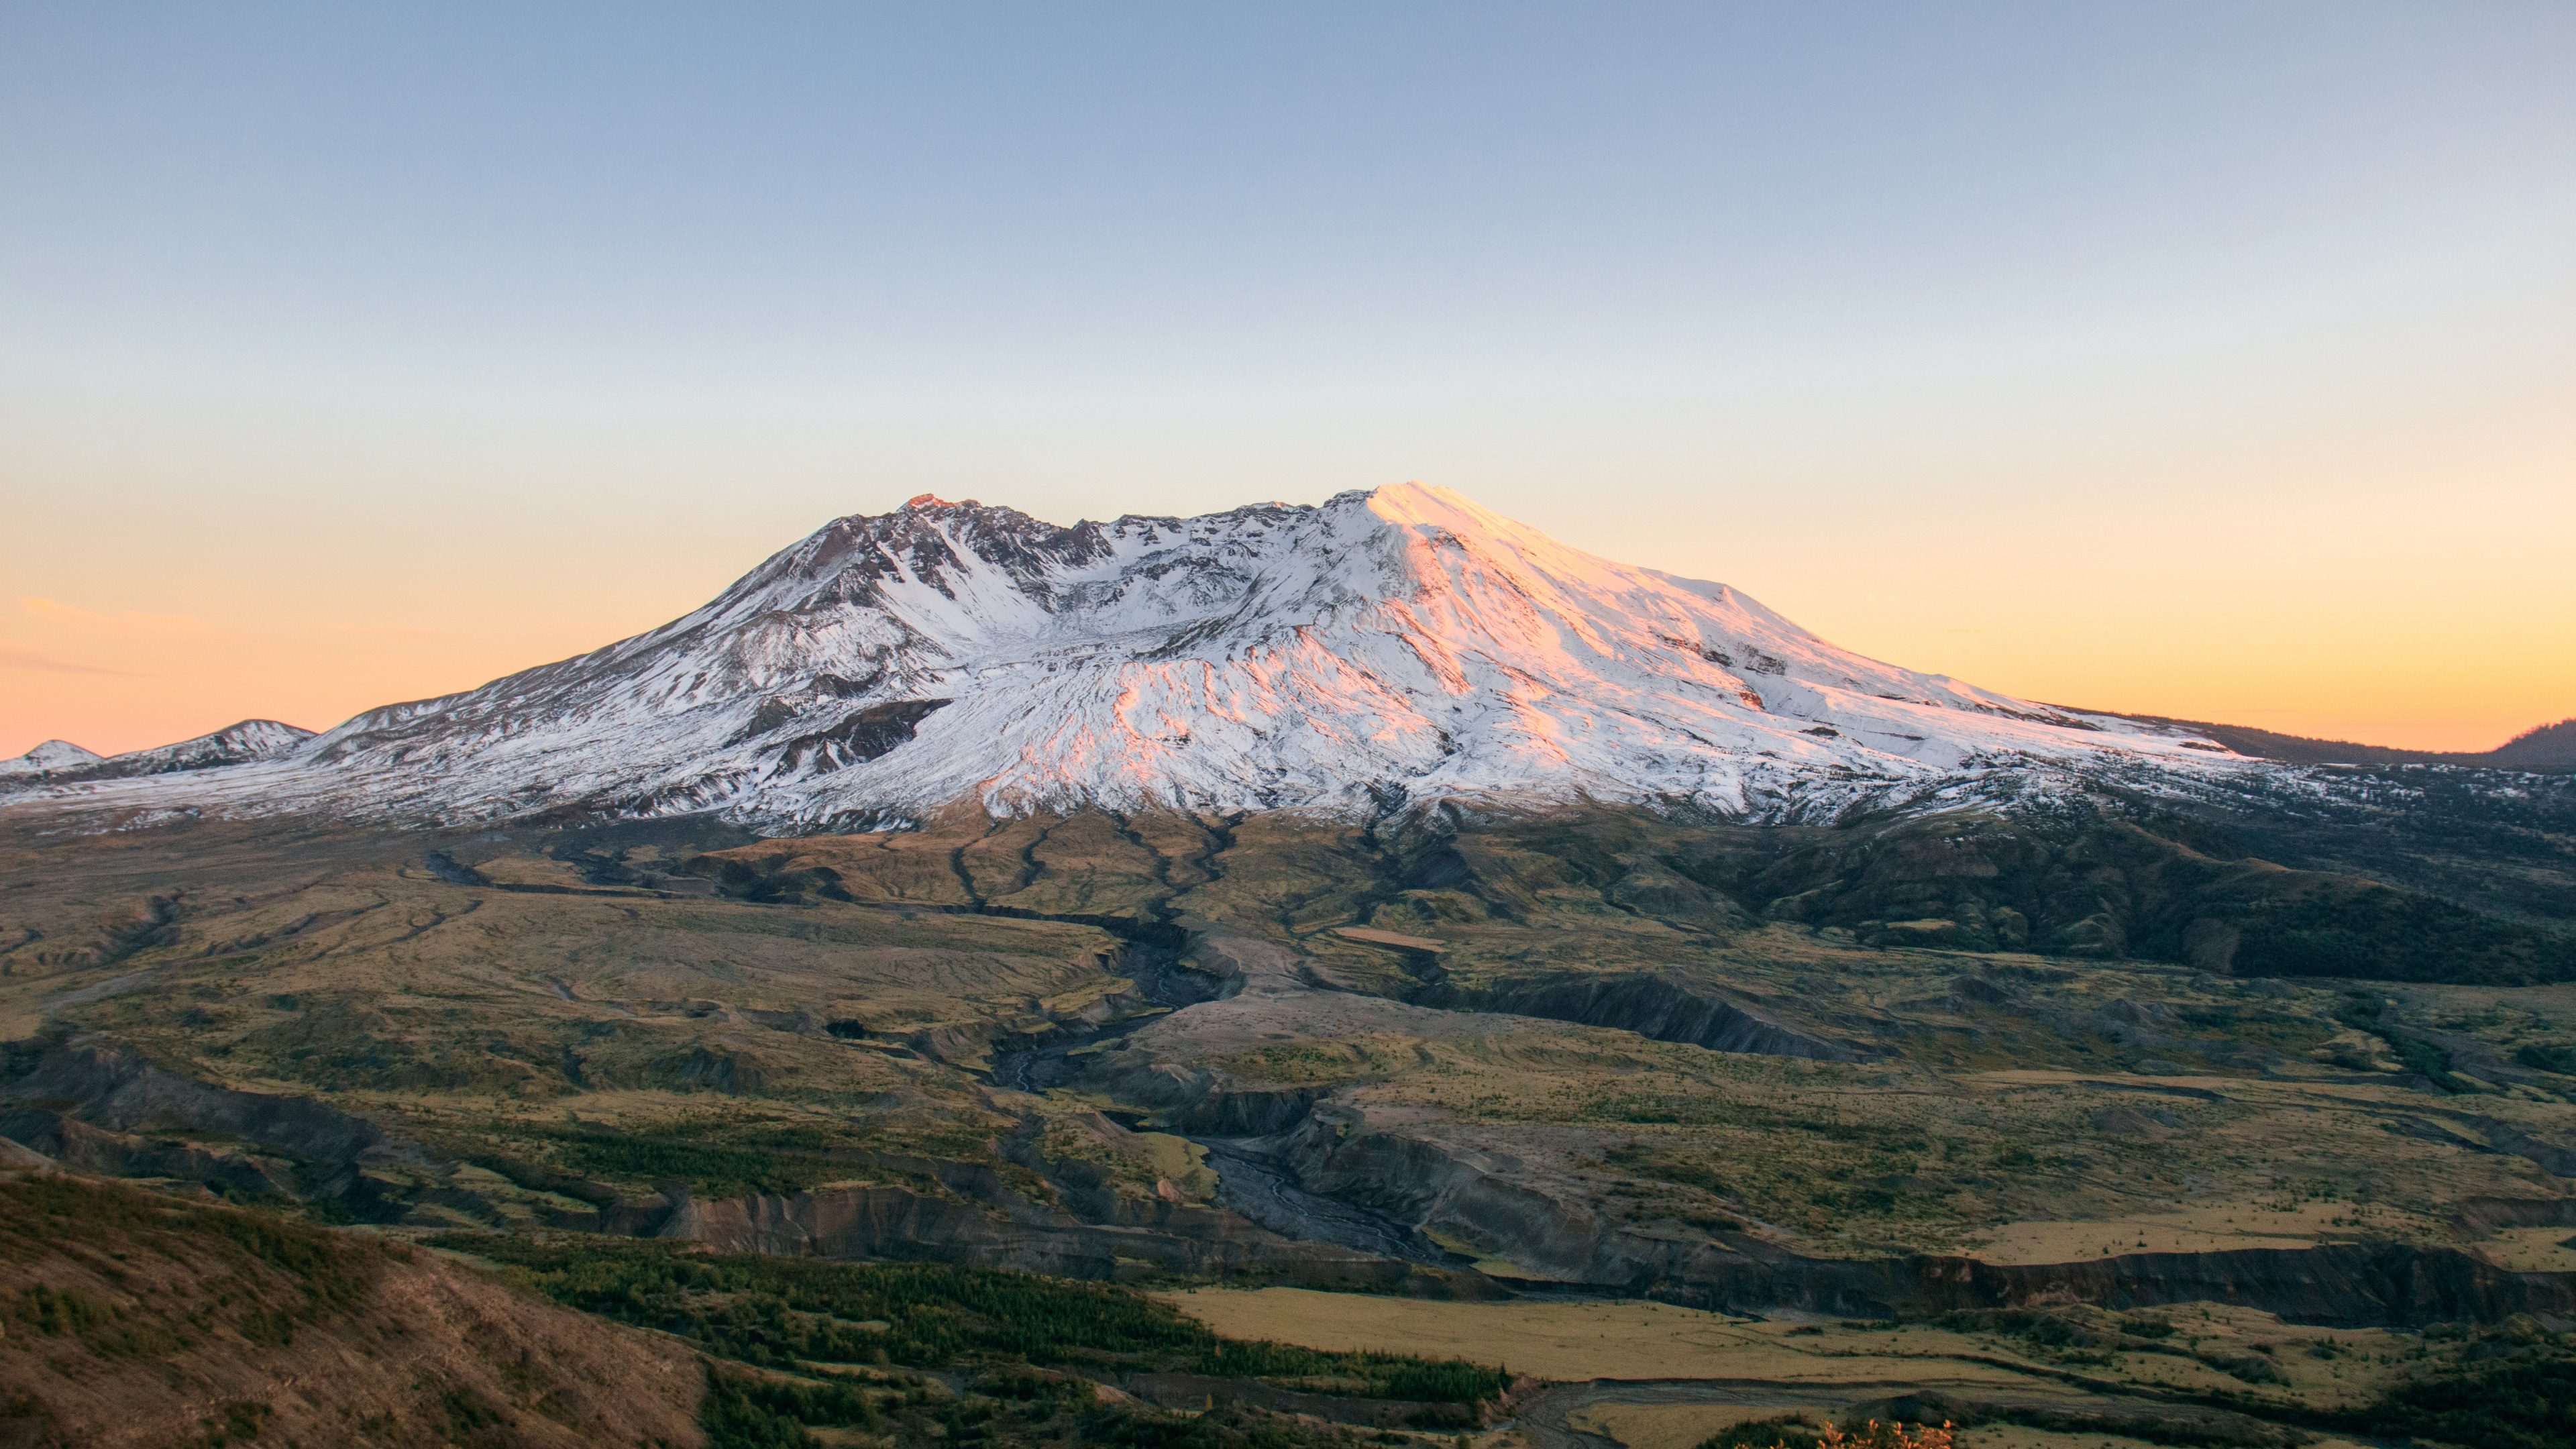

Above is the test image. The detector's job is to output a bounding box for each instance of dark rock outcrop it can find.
[773,698,953,774]
[1637,1238,2576,1329]
[5,1042,386,1169]
[0,1107,301,1198]
[656,1179,1433,1290]
[1421,973,1872,1061]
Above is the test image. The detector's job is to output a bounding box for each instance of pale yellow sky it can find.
[5,5,2570,761]
[10,280,2566,761]
[4,407,2567,759]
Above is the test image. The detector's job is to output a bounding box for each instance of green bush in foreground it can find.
[2339,1340,2576,1449]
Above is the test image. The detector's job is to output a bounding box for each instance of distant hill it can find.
[0,719,313,790]
[2082,713,2576,773]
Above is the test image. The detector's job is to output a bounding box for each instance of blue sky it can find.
[4,2,2572,754]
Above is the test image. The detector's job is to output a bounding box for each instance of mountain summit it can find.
[18,485,2241,826]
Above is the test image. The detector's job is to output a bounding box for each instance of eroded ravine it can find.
[977,910,1457,1264]
[1193,1142,1459,1267]
[985,928,1220,1095]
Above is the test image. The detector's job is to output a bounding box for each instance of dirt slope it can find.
[0,1170,702,1448]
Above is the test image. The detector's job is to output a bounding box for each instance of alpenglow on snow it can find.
[11,484,2250,826]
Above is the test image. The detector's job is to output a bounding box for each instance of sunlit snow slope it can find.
[19,485,2251,826]
[0,741,105,779]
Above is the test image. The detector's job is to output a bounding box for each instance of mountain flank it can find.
[0,720,312,785]
[0,1168,702,1446]
[2090,713,2576,773]
[1,484,2260,828]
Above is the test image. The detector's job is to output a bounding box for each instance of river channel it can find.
[983,929,1463,1268]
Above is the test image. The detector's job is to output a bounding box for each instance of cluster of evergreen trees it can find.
[442,1235,1507,1405]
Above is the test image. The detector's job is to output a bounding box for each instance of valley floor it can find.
[1,800,2573,1445]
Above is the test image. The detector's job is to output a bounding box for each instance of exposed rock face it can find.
[4,1042,388,1171]
[1421,973,1875,1061]
[0,720,311,790]
[657,1179,1434,1290]
[12,484,2253,829]
[0,1043,608,1228]
[7,800,2571,1345]
[12,956,2576,1330]
[0,1107,304,1197]
[643,1100,2576,1328]
[1260,1103,2576,1326]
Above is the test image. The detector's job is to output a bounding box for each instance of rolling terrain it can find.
[1,486,2572,1446]
[2,797,2573,1444]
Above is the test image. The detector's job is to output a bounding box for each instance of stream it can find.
[987,932,1220,1094]
[1196,1142,1456,1265]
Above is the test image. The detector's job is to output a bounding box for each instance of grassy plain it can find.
[1159,1287,2407,1407]
[1163,1287,2559,1449]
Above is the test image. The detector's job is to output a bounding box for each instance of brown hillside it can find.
[0,1170,702,1448]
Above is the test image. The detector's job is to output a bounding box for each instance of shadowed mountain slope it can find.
[2096,713,2576,773]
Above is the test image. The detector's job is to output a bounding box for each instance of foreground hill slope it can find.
[0,1170,703,1447]
[14,484,2243,829]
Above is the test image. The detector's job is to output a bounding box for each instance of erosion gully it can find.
[984,922,1463,1269]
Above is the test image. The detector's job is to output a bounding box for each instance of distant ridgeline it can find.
[2086,714,2576,774]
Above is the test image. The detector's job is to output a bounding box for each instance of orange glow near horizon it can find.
[4,449,2567,763]
[5,587,2555,761]
[6,4,2571,767]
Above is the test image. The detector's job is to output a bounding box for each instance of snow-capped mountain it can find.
[93,720,312,778]
[9,485,2254,827]
[0,739,105,779]
[0,721,313,790]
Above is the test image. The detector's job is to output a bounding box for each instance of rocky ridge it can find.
[13,484,2257,830]
[0,719,311,785]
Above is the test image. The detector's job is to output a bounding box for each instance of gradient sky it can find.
[5,1,2571,759]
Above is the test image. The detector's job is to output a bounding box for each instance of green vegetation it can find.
[2514,1042,2576,1073]
[439,1234,1507,1404]
[698,1363,1366,1449]
[2384,1032,2469,1090]
[1696,1416,1823,1449]
[0,1173,386,1363]
[1940,1307,2576,1449]
[491,1118,883,1199]
[2336,993,2487,1092]
[1693,1340,2576,1449]
[2325,1331,2576,1449]
[1976,1405,2292,1449]
[700,1367,882,1448]
[1935,1308,2281,1383]
[1600,1128,1964,1242]
[1458,803,2576,985]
